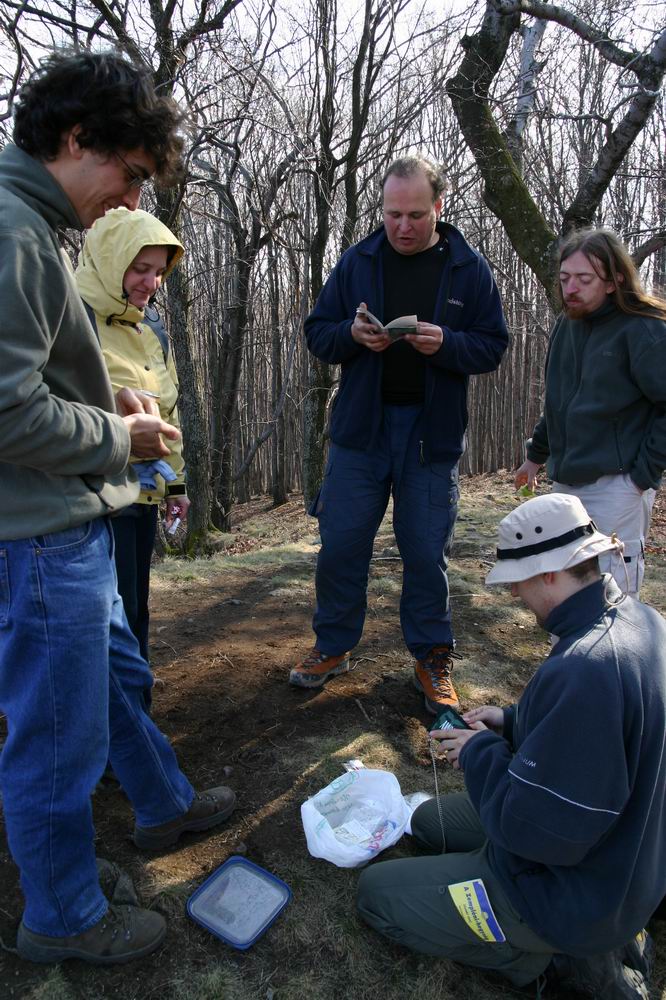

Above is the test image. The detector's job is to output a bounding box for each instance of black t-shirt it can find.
[381,232,448,404]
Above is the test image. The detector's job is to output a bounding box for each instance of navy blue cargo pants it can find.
[311,404,458,659]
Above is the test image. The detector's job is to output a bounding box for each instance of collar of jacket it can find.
[544,575,620,639]
[354,220,478,267]
[559,299,620,328]
[0,143,82,233]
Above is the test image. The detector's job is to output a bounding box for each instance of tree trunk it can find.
[154,189,215,555]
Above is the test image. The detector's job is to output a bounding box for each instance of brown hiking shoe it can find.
[413,645,460,713]
[17,904,166,965]
[133,785,236,851]
[289,649,351,688]
[622,929,655,980]
[548,950,649,998]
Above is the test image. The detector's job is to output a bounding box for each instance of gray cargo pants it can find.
[356,792,554,987]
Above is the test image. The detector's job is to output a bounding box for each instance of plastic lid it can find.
[187,856,292,949]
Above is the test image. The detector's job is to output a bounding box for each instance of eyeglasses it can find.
[113,150,150,190]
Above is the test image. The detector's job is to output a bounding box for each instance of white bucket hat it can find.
[486,493,621,585]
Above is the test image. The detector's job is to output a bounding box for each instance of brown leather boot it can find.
[133,785,236,851]
[17,904,166,965]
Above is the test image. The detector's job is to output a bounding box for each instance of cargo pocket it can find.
[601,538,643,595]
[620,539,644,595]
[308,488,323,518]
[429,463,459,509]
[308,456,334,519]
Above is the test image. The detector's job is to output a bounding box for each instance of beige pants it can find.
[552,475,656,598]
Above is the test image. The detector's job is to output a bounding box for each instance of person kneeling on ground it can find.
[357,493,666,999]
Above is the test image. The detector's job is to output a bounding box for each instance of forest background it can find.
[1,0,664,550]
[1,5,666,999]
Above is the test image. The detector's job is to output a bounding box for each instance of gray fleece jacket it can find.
[0,144,138,540]
[527,300,666,491]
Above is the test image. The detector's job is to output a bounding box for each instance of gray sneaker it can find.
[134,785,236,851]
[17,904,166,965]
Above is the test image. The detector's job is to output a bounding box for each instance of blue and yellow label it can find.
[448,878,506,943]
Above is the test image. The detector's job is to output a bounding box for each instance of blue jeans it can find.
[0,518,194,937]
[312,405,459,658]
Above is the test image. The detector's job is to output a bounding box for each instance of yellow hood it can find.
[75,207,184,325]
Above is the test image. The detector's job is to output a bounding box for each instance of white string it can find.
[428,738,447,853]
[605,533,629,606]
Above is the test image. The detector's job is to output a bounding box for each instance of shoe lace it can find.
[194,791,218,804]
[98,904,133,942]
[425,647,461,691]
[303,648,325,666]
[533,972,548,999]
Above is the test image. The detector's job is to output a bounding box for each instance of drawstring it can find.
[106,291,131,325]
[605,532,629,606]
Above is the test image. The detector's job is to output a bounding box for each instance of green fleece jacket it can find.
[0,144,138,540]
[527,300,666,491]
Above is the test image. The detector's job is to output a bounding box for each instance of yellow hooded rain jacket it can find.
[75,207,186,505]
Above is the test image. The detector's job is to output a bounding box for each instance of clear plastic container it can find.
[187,856,291,949]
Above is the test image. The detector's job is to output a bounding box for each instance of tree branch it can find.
[489,0,649,72]
[85,0,147,65]
[632,232,666,268]
[446,3,558,295]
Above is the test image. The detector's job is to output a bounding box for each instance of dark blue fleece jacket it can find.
[460,578,666,955]
[304,223,508,463]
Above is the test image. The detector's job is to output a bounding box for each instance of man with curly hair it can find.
[0,51,235,966]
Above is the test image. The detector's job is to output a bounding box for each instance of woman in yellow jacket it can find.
[76,207,188,689]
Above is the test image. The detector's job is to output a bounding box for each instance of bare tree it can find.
[446,0,666,298]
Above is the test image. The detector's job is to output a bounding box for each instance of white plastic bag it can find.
[301,768,411,868]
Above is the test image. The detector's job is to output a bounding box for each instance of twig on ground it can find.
[355,698,372,723]
[152,638,177,654]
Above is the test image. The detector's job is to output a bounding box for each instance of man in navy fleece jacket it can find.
[358,493,665,999]
[291,155,508,712]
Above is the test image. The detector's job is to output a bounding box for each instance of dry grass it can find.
[11,477,666,1000]
[147,477,666,1000]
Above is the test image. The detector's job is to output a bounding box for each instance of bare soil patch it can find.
[1,472,664,1000]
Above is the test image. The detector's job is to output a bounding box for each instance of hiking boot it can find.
[413,645,460,713]
[17,904,166,965]
[133,786,236,851]
[289,649,350,689]
[548,950,649,999]
[622,929,655,979]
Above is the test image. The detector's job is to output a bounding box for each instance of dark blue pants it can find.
[312,405,458,659]
[111,504,158,665]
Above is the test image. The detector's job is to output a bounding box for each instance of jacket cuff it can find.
[502,706,516,748]
[525,439,548,465]
[166,484,188,497]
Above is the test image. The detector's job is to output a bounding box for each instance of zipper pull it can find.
[419,440,425,465]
